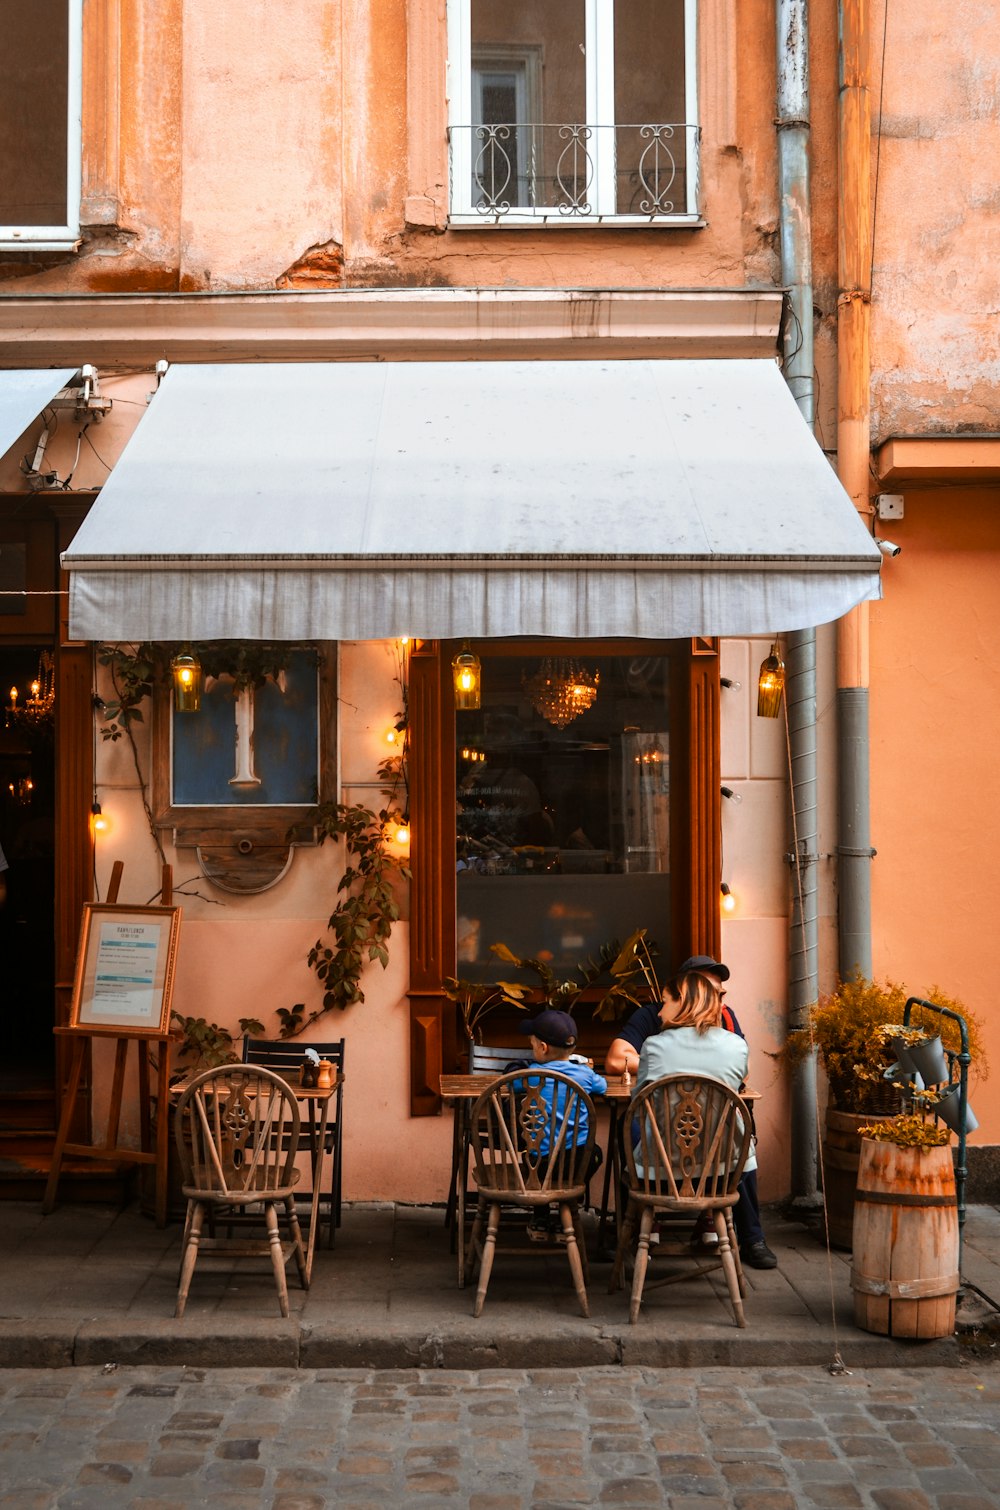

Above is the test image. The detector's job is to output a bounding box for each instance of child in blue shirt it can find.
[514,1009,607,1237]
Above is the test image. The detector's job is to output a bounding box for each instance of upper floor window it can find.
[0,0,82,250]
[448,0,698,226]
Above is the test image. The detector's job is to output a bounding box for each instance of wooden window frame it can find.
[407,636,720,1115]
[150,644,338,851]
[0,0,83,250]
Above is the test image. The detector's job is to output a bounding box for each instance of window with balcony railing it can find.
[447,0,698,225]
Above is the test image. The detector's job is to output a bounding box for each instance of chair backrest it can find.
[469,1070,596,1197]
[469,1043,524,1076]
[625,1074,751,1200]
[243,1036,345,1083]
[175,1065,302,1198]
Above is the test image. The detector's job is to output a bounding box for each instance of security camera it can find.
[876,538,901,558]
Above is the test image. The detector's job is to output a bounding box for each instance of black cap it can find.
[517,1009,578,1048]
[671,954,730,983]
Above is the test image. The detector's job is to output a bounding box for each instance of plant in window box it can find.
[446,929,661,1050]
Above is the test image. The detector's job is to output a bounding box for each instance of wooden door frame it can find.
[407,636,721,1115]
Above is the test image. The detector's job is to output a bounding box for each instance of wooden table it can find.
[441,1073,760,1279]
[171,1072,341,1287]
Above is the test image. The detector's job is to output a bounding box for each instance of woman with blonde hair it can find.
[637,969,750,1098]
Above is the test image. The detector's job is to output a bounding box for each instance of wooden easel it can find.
[42,862,177,1227]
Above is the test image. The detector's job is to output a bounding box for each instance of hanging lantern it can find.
[452,646,481,710]
[756,643,785,719]
[171,651,203,712]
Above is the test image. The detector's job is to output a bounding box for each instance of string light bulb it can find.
[720,882,737,914]
[395,821,411,847]
[90,801,110,838]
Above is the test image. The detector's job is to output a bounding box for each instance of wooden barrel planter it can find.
[822,1109,870,1250]
[850,1138,959,1339]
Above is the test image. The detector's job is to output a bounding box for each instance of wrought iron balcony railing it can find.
[448,121,700,222]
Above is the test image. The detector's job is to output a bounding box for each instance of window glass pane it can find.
[0,544,27,616]
[456,652,671,980]
[471,0,586,210]
[0,0,69,225]
[614,0,687,214]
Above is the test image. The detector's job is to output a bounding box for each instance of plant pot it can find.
[934,1082,978,1134]
[822,1109,871,1250]
[903,1035,949,1086]
[851,1138,959,1338]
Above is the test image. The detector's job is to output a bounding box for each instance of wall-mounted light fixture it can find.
[756,644,785,719]
[90,801,110,838]
[721,786,742,804]
[720,882,737,914]
[452,645,481,710]
[720,677,742,690]
[395,819,411,847]
[170,650,203,712]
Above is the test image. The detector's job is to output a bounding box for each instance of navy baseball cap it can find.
[671,955,730,983]
[518,1009,578,1047]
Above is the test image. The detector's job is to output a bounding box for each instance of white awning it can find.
[0,368,76,458]
[64,359,881,641]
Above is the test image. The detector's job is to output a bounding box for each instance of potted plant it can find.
[851,1100,959,1339]
[780,977,985,1248]
[443,929,659,1056]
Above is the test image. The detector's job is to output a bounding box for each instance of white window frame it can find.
[447,0,699,227]
[0,0,83,251]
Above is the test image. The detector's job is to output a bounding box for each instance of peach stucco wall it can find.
[870,488,1000,1142]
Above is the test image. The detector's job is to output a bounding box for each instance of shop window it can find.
[0,0,83,249]
[455,651,671,976]
[407,638,720,1114]
[448,0,699,225]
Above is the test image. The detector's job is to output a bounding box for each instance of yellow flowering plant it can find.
[779,976,986,1115]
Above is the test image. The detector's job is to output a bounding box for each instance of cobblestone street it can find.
[0,1363,998,1509]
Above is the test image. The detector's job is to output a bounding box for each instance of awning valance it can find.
[0,368,76,458]
[64,359,881,642]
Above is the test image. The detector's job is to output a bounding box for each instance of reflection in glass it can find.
[456,653,670,979]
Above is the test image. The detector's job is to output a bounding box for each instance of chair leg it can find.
[473,1202,500,1318]
[609,1204,636,1294]
[286,1195,308,1290]
[175,1201,205,1319]
[714,1210,747,1328]
[629,1206,656,1324]
[559,1202,590,1318]
[571,1203,590,1285]
[265,1201,291,1319]
[464,1196,486,1291]
[724,1209,747,1298]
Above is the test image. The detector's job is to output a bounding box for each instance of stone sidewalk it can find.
[2,1362,1000,1507]
[0,1200,998,1371]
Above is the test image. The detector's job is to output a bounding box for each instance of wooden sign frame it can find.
[68,902,181,1038]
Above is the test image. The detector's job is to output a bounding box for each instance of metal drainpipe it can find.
[777,0,820,1202]
[836,0,874,983]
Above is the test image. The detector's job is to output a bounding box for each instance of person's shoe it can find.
[741,1240,778,1270]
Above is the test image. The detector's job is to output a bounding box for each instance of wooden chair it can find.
[242,1036,345,1246]
[610,1073,751,1327]
[466,1069,597,1318]
[446,1042,524,1243]
[174,1065,307,1318]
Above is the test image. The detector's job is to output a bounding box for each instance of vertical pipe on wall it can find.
[777,0,820,1201]
[836,0,874,981]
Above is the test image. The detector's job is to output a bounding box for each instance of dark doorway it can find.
[1,645,56,1089]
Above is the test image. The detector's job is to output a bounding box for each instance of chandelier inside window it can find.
[5,651,55,738]
[523,658,600,728]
